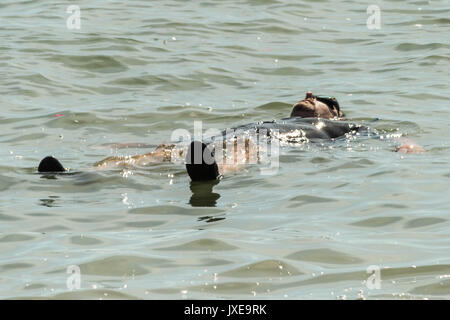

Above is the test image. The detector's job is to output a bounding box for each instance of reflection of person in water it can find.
[37,92,424,182]
[189,180,220,207]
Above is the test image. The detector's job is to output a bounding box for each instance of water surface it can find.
[0,0,449,299]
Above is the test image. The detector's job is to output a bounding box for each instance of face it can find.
[290,92,342,119]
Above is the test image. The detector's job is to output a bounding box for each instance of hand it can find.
[395,143,425,154]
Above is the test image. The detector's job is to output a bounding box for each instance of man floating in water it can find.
[37,92,424,181]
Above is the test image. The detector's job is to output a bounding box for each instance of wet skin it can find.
[37,92,424,179]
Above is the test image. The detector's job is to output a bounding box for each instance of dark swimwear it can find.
[215,117,365,141]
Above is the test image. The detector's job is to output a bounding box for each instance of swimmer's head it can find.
[290,92,343,119]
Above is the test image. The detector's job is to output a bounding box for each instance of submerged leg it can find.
[186,141,220,181]
[38,156,65,173]
[94,144,177,169]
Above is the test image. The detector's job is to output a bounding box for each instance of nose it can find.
[305,91,314,99]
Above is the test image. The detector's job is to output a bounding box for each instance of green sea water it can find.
[0,0,449,299]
